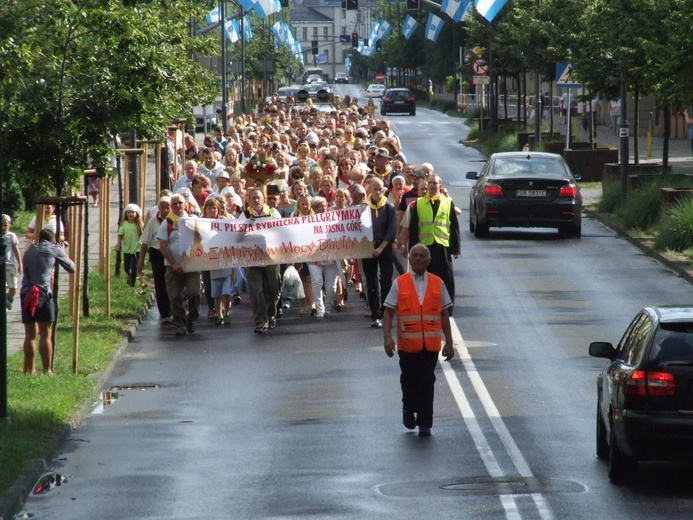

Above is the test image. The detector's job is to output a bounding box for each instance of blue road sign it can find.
[556,63,582,88]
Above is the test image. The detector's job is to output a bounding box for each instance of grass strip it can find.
[0,257,151,495]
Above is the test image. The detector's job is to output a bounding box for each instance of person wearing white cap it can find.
[213,170,231,195]
[116,203,143,287]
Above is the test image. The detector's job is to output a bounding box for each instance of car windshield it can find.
[493,158,566,177]
[650,324,693,364]
[388,91,409,100]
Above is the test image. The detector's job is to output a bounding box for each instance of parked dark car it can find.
[380,88,416,116]
[465,151,582,238]
[590,306,693,484]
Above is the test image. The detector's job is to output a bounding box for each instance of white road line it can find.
[441,319,554,520]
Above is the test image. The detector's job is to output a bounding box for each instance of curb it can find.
[586,208,693,284]
[0,293,154,520]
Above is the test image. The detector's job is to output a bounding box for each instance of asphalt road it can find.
[14,86,693,520]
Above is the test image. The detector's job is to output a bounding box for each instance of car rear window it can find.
[493,158,566,177]
[650,325,693,364]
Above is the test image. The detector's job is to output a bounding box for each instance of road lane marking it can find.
[441,319,554,520]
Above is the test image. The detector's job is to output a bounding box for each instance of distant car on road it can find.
[589,306,693,484]
[465,151,582,239]
[335,72,349,84]
[365,84,386,98]
[380,87,416,116]
[276,85,301,102]
[306,74,322,84]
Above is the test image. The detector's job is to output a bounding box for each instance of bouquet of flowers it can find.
[244,151,278,184]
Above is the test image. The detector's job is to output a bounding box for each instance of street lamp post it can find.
[221,0,228,132]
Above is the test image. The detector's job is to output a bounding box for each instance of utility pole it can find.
[241,10,246,113]
[619,83,629,202]
[220,0,228,132]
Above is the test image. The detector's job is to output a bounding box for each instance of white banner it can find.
[178,206,373,271]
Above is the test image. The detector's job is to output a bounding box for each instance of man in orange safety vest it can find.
[383,243,454,438]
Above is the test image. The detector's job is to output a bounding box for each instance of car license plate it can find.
[517,189,546,197]
[395,101,405,104]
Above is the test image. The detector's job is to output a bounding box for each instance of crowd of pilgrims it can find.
[126,93,457,336]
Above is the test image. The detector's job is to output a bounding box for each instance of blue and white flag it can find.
[206,5,221,25]
[368,21,380,47]
[376,19,393,40]
[224,19,240,43]
[402,15,419,40]
[232,16,253,42]
[252,0,281,19]
[291,41,304,64]
[425,13,443,42]
[441,0,467,22]
[236,0,255,11]
[475,0,509,22]
[271,20,290,44]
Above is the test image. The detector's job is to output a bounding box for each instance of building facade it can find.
[290,0,376,82]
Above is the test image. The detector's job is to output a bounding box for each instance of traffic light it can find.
[375,39,382,52]
[406,0,420,10]
[311,40,319,55]
[346,0,358,10]
[351,32,358,47]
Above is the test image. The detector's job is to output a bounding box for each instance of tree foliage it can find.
[0,0,218,205]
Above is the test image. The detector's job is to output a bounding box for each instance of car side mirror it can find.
[466,171,479,180]
[589,341,615,360]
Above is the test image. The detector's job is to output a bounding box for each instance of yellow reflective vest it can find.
[416,196,452,247]
[396,273,443,353]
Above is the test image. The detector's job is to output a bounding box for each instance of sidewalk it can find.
[553,118,693,172]
[5,159,160,359]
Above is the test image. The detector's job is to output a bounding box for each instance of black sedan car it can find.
[380,87,416,116]
[466,152,582,238]
[590,306,693,484]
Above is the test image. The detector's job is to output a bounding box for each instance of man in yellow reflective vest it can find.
[407,174,460,314]
[383,243,454,437]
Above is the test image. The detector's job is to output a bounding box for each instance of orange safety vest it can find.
[395,272,444,353]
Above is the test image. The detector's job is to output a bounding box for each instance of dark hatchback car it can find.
[380,88,416,116]
[590,306,693,484]
[465,152,582,238]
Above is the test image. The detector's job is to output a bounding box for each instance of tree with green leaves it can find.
[0,0,218,208]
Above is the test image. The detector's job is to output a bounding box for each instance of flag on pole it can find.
[402,15,419,40]
[376,19,393,40]
[475,0,509,22]
[441,0,467,22]
[425,13,443,42]
[224,19,240,43]
[252,0,282,19]
[206,5,221,25]
[236,0,255,11]
[271,20,290,44]
[291,41,304,64]
[242,15,253,40]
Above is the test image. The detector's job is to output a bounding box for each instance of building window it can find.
[341,26,346,36]
[302,27,307,40]
[323,27,329,40]
[312,27,318,38]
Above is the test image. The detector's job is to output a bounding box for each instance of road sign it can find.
[375,72,385,83]
[471,59,489,76]
[556,63,581,88]
[472,76,490,85]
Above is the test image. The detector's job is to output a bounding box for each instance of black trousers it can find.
[398,348,439,429]
[148,248,171,319]
[201,270,214,310]
[428,244,455,311]
[361,247,393,320]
